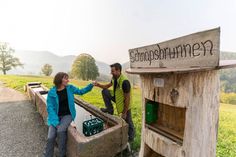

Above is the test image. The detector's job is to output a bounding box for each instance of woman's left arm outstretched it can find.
[71,83,94,95]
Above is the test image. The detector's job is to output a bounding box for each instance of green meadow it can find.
[0,75,235,156]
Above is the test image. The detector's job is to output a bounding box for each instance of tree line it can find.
[220,52,236,93]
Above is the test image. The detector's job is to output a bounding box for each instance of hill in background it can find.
[6,50,236,89]
[9,50,110,77]
[8,50,139,83]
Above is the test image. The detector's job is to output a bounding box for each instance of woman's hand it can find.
[70,121,76,128]
[92,81,99,86]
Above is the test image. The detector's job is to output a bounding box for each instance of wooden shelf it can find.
[146,124,183,145]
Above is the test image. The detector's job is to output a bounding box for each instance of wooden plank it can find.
[218,60,236,69]
[126,59,236,74]
[144,144,164,157]
[129,28,220,69]
[146,124,183,145]
[152,124,183,140]
[143,127,182,157]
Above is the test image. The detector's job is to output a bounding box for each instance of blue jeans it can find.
[43,115,72,157]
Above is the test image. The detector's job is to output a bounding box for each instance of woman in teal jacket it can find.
[43,72,94,157]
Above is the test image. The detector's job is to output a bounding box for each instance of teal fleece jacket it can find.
[46,83,93,127]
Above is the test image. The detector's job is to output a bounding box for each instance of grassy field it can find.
[0,75,235,156]
[217,104,236,157]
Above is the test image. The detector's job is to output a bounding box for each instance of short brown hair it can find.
[53,72,68,88]
[110,63,122,71]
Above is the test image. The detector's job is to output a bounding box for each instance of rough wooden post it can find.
[138,71,219,157]
[126,28,236,157]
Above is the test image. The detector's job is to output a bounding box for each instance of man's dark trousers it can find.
[102,89,135,141]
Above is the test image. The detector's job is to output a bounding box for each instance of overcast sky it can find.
[0,0,236,64]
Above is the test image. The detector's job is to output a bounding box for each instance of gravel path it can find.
[0,82,47,157]
[0,82,139,157]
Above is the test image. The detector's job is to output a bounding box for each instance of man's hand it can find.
[92,81,99,86]
[92,81,112,89]
[92,81,97,86]
[121,112,127,119]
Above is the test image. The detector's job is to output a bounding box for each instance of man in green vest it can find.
[94,63,135,142]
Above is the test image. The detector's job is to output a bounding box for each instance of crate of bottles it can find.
[83,117,104,136]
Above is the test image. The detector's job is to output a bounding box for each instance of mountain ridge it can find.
[6,50,236,76]
[8,50,111,76]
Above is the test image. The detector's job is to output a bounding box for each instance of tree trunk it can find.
[3,70,6,75]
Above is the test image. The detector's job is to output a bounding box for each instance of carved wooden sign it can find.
[129,28,220,68]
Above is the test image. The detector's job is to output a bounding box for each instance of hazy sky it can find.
[0,0,236,64]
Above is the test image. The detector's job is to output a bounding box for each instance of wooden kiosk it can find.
[126,28,236,157]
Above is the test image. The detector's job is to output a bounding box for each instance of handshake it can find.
[91,81,111,89]
[92,81,99,87]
